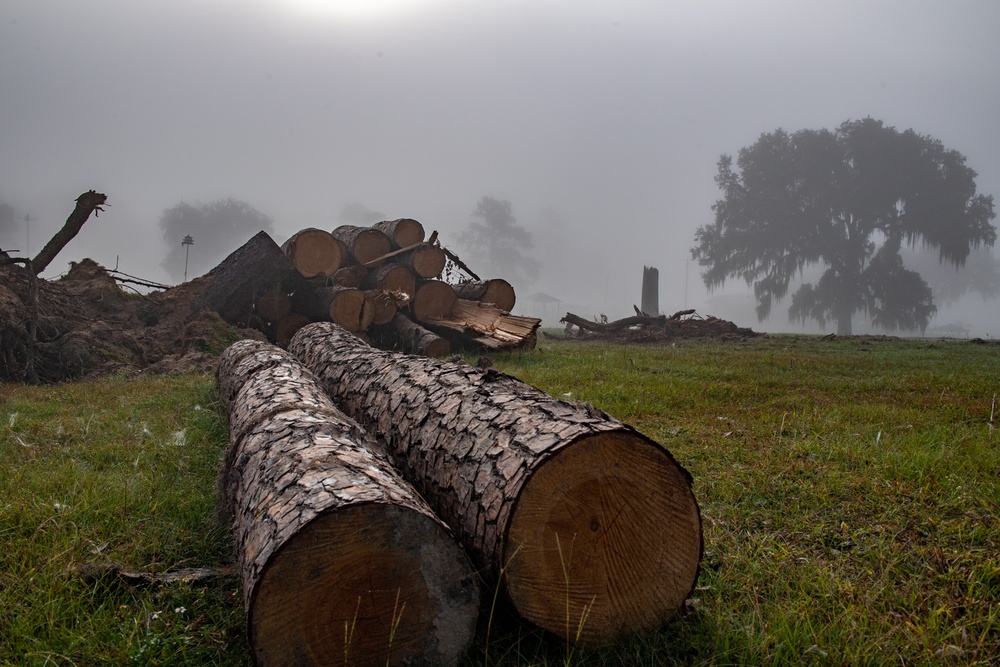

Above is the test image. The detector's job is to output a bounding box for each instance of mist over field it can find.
[2,0,998,336]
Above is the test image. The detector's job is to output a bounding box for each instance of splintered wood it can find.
[217,339,478,667]
[289,322,703,645]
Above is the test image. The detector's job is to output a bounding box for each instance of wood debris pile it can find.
[555,309,763,343]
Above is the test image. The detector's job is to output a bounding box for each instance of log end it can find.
[503,431,702,645]
[250,504,480,667]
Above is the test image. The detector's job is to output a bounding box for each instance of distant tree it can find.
[457,196,539,288]
[338,202,386,226]
[692,118,996,334]
[159,198,274,282]
[904,246,1000,305]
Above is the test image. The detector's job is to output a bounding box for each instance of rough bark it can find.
[332,225,391,267]
[397,244,446,279]
[373,218,425,249]
[280,228,345,278]
[426,299,540,351]
[289,323,703,645]
[192,231,306,325]
[32,190,107,275]
[411,280,457,323]
[299,285,373,333]
[370,313,451,358]
[217,340,479,666]
[453,279,516,312]
[562,311,667,333]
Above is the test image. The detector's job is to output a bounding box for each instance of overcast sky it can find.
[2,0,999,333]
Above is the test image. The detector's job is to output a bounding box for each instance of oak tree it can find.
[692,118,996,334]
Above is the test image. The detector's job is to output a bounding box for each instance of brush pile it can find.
[557,309,762,343]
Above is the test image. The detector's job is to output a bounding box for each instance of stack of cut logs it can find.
[218,326,703,666]
[192,219,540,357]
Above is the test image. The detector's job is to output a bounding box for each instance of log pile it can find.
[288,322,703,646]
[217,339,479,667]
[200,219,540,357]
[557,309,763,343]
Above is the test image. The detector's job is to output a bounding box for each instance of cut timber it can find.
[640,266,659,316]
[280,228,345,278]
[274,313,312,348]
[192,231,307,325]
[331,265,367,288]
[397,244,446,279]
[370,313,451,358]
[333,225,391,268]
[427,299,540,351]
[373,218,425,249]
[254,289,291,323]
[289,323,703,645]
[364,290,401,326]
[454,279,516,312]
[217,340,479,667]
[362,263,416,297]
[300,285,373,333]
[411,280,456,323]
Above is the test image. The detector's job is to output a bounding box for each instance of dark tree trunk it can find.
[289,323,703,646]
[640,265,659,316]
[32,190,107,275]
[217,340,479,667]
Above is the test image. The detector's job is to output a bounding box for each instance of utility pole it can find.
[182,235,194,282]
[22,213,35,256]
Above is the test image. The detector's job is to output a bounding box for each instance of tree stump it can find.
[289,323,703,645]
[217,340,479,667]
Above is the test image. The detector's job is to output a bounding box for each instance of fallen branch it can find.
[32,190,108,275]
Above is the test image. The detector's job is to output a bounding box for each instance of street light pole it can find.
[182,235,194,282]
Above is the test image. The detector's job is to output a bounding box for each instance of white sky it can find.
[2,0,998,333]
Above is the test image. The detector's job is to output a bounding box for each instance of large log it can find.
[453,279,515,312]
[369,313,451,358]
[411,279,456,323]
[280,228,345,278]
[299,285,374,333]
[217,340,479,666]
[373,218,425,249]
[192,231,306,325]
[397,244,446,279]
[362,262,416,297]
[426,299,540,351]
[289,323,703,645]
[333,225,391,268]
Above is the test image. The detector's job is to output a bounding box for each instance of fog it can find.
[2,0,999,335]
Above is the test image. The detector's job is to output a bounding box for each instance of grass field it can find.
[1,334,997,665]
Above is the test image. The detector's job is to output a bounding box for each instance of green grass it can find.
[1,335,998,665]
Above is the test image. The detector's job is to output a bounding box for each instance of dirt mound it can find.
[0,257,264,383]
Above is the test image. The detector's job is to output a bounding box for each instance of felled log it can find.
[217,340,479,667]
[373,218,425,248]
[426,299,540,351]
[32,190,107,275]
[364,290,401,326]
[411,279,456,323]
[331,265,367,288]
[274,313,312,348]
[453,279,516,312]
[299,285,373,333]
[289,323,703,645]
[561,311,667,333]
[333,225,391,268]
[192,231,306,325]
[362,263,416,297]
[370,313,451,358]
[254,289,291,323]
[280,228,345,278]
[397,244,446,279]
